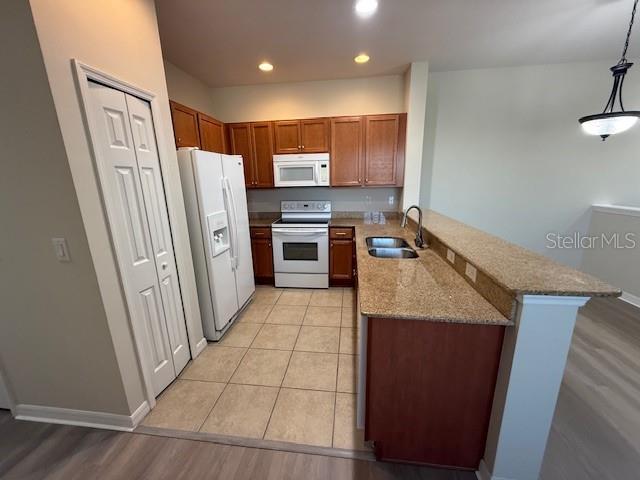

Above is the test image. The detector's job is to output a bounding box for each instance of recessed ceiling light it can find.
[355,0,378,17]
[258,62,274,72]
[354,54,370,64]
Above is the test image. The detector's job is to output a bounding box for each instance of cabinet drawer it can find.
[330,227,353,239]
[250,227,271,238]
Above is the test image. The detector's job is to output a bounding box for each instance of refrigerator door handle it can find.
[223,176,240,269]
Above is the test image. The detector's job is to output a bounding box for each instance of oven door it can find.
[273,161,320,187]
[272,227,328,274]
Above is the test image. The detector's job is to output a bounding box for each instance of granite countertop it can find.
[420,211,621,297]
[248,213,279,226]
[353,221,511,325]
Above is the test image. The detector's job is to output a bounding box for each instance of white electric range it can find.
[271,201,331,289]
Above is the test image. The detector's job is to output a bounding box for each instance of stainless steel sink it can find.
[368,247,419,259]
[366,236,411,249]
[366,237,418,258]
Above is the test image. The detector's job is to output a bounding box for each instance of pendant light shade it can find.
[579,0,640,140]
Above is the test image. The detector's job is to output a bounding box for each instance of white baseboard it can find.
[194,337,208,357]
[14,401,150,432]
[621,292,640,310]
[476,460,516,480]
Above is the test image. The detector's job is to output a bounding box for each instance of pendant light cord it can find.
[620,0,639,62]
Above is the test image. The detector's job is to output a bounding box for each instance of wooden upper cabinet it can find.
[170,101,200,148]
[300,118,330,152]
[364,114,400,186]
[197,113,226,153]
[274,119,330,153]
[228,123,255,187]
[251,122,274,188]
[331,116,364,186]
[273,121,301,153]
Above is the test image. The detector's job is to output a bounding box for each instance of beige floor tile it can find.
[238,302,274,324]
[251,324,300,350]
[342,288,355,307]
[339,328,358,354]
[219,323,261,348]
[252,287,283,304]
[230,348,291,386]
[265,305,307,325]
[295,326,340,353]
[341,305,357,328]
[309,289,343,307]
[142,380,225,431]
[337,354,358,393]
[264,388,335,447]
[199,384,278,438]
[277,290,312,306]
[333,393,369,451]
[181,346,246,383]
[282,352,338,391]
[303,306,342,327]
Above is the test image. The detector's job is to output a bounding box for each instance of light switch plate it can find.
[52,238,71,262]
[446,249,455,263]
[465,262,477,283]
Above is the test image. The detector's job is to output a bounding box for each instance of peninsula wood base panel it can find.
[365,317,505,469]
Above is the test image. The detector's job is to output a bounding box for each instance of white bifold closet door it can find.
[87,81,189,396]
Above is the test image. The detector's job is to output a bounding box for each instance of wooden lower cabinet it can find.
[329,227,355,287]
[250,227,274,284]
[365,317,505,469]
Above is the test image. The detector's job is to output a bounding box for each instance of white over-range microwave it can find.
[273,153,330,187]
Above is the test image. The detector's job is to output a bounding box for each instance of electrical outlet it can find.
[52,237,71,262]
[446,249,455,263]
[465,262,477,283]
[388,195,395,205]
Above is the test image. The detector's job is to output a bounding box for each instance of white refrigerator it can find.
[177,148,255,340]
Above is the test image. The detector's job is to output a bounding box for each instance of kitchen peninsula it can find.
[249,209,621,479]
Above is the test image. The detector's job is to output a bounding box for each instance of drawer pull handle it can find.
[336,232,347,236]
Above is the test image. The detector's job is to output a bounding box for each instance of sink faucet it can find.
[401,205,426,248]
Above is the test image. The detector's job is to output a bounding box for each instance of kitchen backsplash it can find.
[246,187,402,212]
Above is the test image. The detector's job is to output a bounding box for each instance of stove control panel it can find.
[281,201,331,213]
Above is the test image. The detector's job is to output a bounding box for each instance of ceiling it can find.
[156,0,635,87]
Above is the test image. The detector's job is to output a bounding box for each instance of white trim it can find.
[476,459,515,480]
[621,291,640,309]
[592,204,640,218]
[0,363,16,413]
[72,60,207,411]
[518,294,590,307]
[195,337,208,356]
[14,401,150,432]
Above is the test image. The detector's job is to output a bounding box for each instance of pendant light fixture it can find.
[579,0,640,140]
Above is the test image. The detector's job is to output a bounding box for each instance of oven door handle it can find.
[272,228,328,235]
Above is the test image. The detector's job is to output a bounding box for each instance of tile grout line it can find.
[261,298,309,441]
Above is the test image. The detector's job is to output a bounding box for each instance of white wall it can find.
[581,206,640,300]
[247,187,401,213]
[401,62,428,210]
[164,60,217,117]
[420,60,640,268]
[209,75,405,122]
[0,0,132,414]
[20,0,205,415]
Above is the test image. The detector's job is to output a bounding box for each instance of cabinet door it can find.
[331,117,364,186]
[300,118,330,152]
[251,237,274,283]
[364,114,400,186]
[228,123,255,187]
[330,238,354,286]
[198,113,226,153]
[251,122,275,187]
[170,101,201,148]
[273,120,301,153]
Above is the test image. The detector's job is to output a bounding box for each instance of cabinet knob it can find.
[161,262,168,270]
